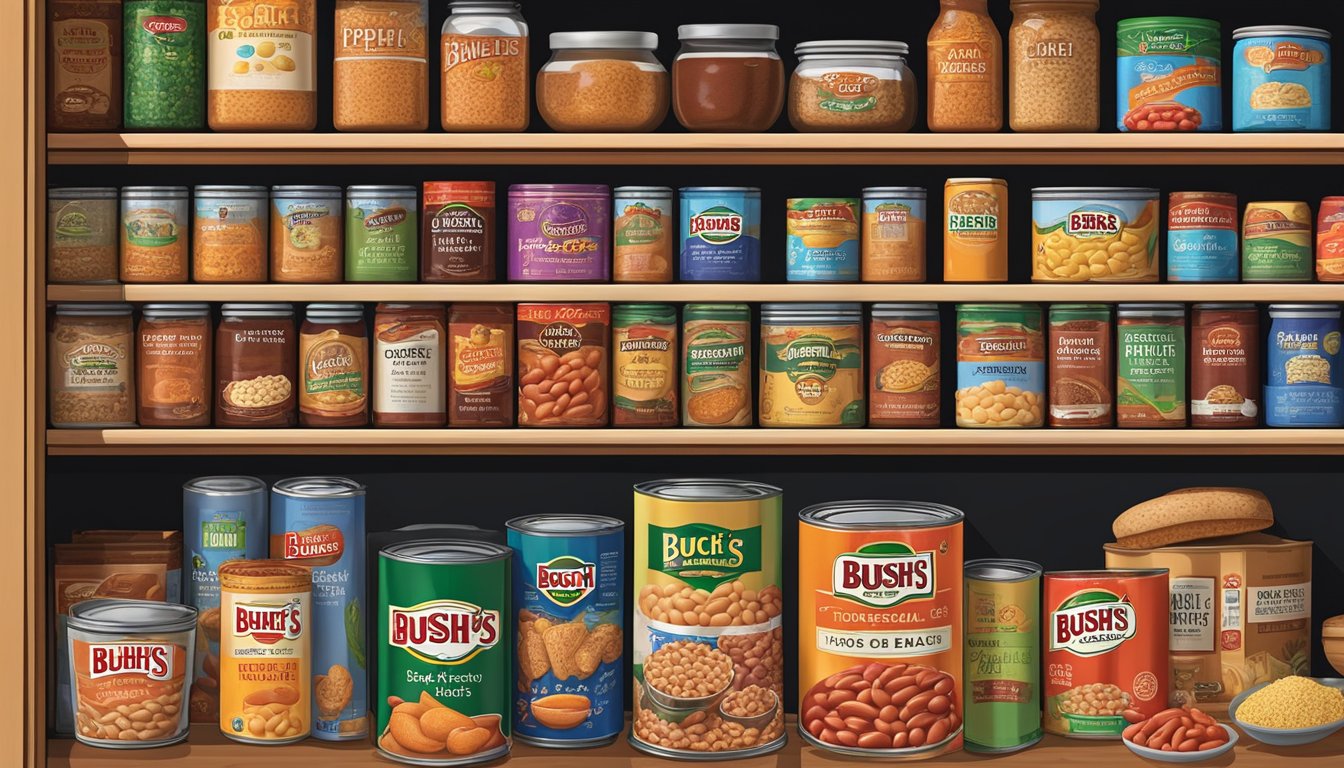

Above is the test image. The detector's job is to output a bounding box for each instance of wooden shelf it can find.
[43,282,1344,304]
[45,132,1344,166]
[44,428,1344,456]
[46,725,1344,767]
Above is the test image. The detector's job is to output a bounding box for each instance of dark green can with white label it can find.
[376,539,511,766]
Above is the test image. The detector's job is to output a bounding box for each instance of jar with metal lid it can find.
[271,186,344,284]
[334,0,429,132]
[789,40,918,132]
[928,0,1004,132]
[373,303,446,428]
[870,303,940,427]
[441,0,529,132]
[300,304,369,427]
[1190,303,1259,428]
[759,303,865,428]
[50,303,136,428]
[672,24,785,131]
[1008,0,1100,132]
[48,187,119,284]
[862,187,928,282]
[538,32,668,132]
[138,303,212,427]
[193,186,268,283]
[682,304,752,427]
[1116,303,1187,428]
[613,186,674,283]
[120,186,189,284]
[346,185,419,282]
[1265,303,1342,427]
[216,303,297,428]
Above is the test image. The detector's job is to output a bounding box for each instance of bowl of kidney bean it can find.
[1122,707,1237,762]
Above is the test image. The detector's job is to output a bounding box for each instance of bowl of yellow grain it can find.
[1229,676,1344,746]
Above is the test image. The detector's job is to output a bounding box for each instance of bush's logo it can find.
[142,16,188,35]
[649,523,760,592]
[389,600,499,664]
[1065,206,1124,238]
[689,206,743,245]
[88,642,174,680]
[233,599,304,645]
[282,525,345,562]
[1050,590,1137,656]
[832,542,934,608]
[536,555,597,607]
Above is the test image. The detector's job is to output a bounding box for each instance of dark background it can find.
[46,0,1344,717]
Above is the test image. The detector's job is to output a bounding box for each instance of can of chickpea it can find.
[517,303,609,427]
[632,479,785,759]
[1044,569,1169,739]
[964,559,1042,754]
[798,501,964,758]
[219,560,312,744]
[955,304,1045,428]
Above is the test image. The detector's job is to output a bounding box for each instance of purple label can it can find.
[509,184,611,282]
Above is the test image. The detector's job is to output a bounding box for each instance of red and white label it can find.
[389,600,499,664]
[233,599,305,645]
[88,642,175,680]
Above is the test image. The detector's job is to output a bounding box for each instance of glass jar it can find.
[49,303,136,428]
[138,303,212,427]
[271,186,344,284]
[193,186,268,283]
[215,303,297,428]
[373,303,446,428]
[789,40,918,132]
[206,0,317,131]
[440,0,529,132]
[928,0,1003,132]
[48,187,119,284]
[299,303,369,427]
[537,32,668,132]
[120,186,189,284]
[334,0,429,131]
[48,0,122,131]
[1008,0,1100,132]
[672,24,784,132]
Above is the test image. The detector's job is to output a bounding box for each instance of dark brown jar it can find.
[215,303,297,428]
[299,303,369,428]
[138,303,211,427]
[374,303,446,427]
[448,303,514,427]
[1190,303,1259,428]
[422,181,495,282]
[48,0,122,131]
[672,24,785,132]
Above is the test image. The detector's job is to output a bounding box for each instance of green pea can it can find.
[964,559,1043,754]
[347,186,419,282]
[123,0,205,130]
[376,539,511,766]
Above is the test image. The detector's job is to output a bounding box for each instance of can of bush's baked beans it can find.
[631,479,785,759]
[964,559,1042,753]
[798,501,965,759]
[1043,569,1169,739]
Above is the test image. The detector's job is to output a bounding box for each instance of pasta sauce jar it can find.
[138,303,212,427]
[672,24,784,131]
[299,304,369,428]
[215,304,297,428]
[373,303,446,428]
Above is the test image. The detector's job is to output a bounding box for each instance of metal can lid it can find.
[1269,303,1342,318]
[614,186,674,197]
[382,538,512,564]
[304,303,365,320]
[799,500,965,529]
[1117,303,1185,317]
[1191,302,1256,311]
[550,31,658,50]
[862,186,927,198]
[795,40,909,57]
[946,177,1006,186]
[346,185,418,197]
[872,303,939,319]
[506,514,625,536]
[684,303,751,320]
[614,303,677,324]
[194,185,268,198]
[121,186,188,198]
[184,476,267,496]
[68,599,198,635]
[635,478,782,502]
[272,185,343,198]
[142,303,211,318]
[48,187,118,199]
[1233,25,1331,41]
[678,186,761,195]
[272,476,366,499]
[1118,17,1220,31]
[55,303,133,316]
[221,303,295,316]
[1031,187,1160,200]
[965,558,1043,582]
[1050,303,1112,318]
[509,183,611,196]
[678,24,779,41]
[761,302,862,317]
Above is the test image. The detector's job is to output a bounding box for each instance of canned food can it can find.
[508,184,611,282]
[868,303,940,427]
[1043,569,1169,739]
[376,539,512,765]
[798,501,965,758]
[785,198,860,282]
[862,187,927,283]
[1167,192,1239,282]
[955,304,1044,428]
[1317,196,1344,281]
[67,600,198,749]
[944,178,1007,282]
[1030,188,1160,283]
[506,515,625,747]
[345,185,420,282]
[183,476,268,724]
[613,304,678,426]
[1265,303,1343,427]
[759,303,865,428]
[1190,303,1260,428]
[613,186,674,283]
[516,303,610,427]
[679,187,762,282]
[682,304,752,427]
[219,560,313,744]
[1232,26,1331,132]
[1117,304,1187,428]
[1242,201,1313,282]
[1048,304,1113,428]
[422,181,495,283]
[631,479,785,759]
[1116,17,1222,132]
[270,477,368,741]
[964,559,1042,754]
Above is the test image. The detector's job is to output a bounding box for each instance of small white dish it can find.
[1123,723,1237,762]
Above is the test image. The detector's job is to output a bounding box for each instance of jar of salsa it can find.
[299,304,369,427]
[138,303,212,427]
[215,303,297,428]
[672,24,784,131]
[373,303,446,427]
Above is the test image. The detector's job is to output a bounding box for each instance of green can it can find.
[964,559,1043,754]
[347,186,419,282]
[376,539,511,766]
[123,0,205,130]
[682,304,752,427]
[1116,303,1187,428]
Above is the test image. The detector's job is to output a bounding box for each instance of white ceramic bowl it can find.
[1230,678,1344,746]
[1122,723,1236,763]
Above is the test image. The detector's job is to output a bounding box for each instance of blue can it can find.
[785,197,860,282]
[1233,26,1331,132]
[1266,304,1343,427]
[1167,191,1239,282]
[507,514,625,748]
[270,477,368,741]
[679,187,761,282]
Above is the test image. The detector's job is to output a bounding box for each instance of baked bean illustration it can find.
[1123,102,1202,132]
[644,641,734,699]
[801,662,960,751]
[639,580,783,627]
[955,381,1043,426]
[1055,682,1131,716]
[517,342,608,426]
[718,627,783,691]
[75,687,184,743]
[722,685,777,718]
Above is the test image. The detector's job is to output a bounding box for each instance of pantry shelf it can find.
[43,428,1344,456]
[45,726,1344,767]
[44,132,1344,166]
[43,283,1344,304]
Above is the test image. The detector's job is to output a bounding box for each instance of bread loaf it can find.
[1111,487,1273,548]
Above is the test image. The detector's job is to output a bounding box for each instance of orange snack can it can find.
[798,501,964,758]
[944,178,1008,282]
[219,560,312,745]
[1043,569,1168,739]
[1316,196,1344,281]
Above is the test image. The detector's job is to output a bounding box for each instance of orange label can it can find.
[219,560,313,744]
[1317,196,1344,281]
[1043,569,1169,739]
[798,501,965,758]
[944,178,1008,282]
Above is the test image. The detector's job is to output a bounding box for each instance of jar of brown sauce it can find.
[300,303,369,428]
[672,24,785,132]
[449,303,514,427]
[374,303,446,427]
[215,303,297,428]
[138,303,212,427]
